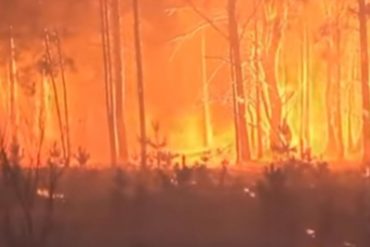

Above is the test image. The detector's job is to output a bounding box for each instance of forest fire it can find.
[0,0,369,168]
[4,2,370,247]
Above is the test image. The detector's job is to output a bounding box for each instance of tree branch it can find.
[240,0,264,40]
[185,0,229,40]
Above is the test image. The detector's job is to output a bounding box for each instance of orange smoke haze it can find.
[0,0,368,165]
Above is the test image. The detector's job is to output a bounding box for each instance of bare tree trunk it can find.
[262,1,284,151]
[335,27,344,159]
[55,36,71,166]
[230,62,241,163]
[100,0,118,166]
[8,26,18,141]
[326,60,338,156]
[300,24,310,152]
[254,16,263,159]
[228,0,251,163]
[36,71,47,167]
[133,0,147,168]
[111,0,129,163]
[247,106,256,157]
[348,83,354,152]
[200,30,213,148]
[347,54,357,153]
[305,30,311,152]
[358,0,370,163]
[44,31,67,161]
[263,47,282,149]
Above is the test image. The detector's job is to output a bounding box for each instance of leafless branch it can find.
[240,0,264,40]
[184,0,229,40]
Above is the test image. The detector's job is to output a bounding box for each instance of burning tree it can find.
[260,0,287,152]
[132,0,148,168]
[316,0,352,159]
[358,0,370,163]
[99,0,129,166]
[178,0,252,163]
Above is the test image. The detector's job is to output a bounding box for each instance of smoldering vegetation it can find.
[1,143,370,247]
[1,0,370,246]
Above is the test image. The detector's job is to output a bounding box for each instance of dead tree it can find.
[319,2,346,159]
[253,6,263,159]
[176,0,253,162]
[133,0,148,168]
[200,30,214,148]
[44,30,67,163]
[228,0,251,162]
[299,23,311,155]
[100,0,119,166]
[99,0,130,166]
[261,0,286,150]
[8,26,18,141]
[358,0,370,163]
[334,20,344,159]
[112,0,129,163]
[55,34,71,166]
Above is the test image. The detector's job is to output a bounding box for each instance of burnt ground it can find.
[1,163,370,247]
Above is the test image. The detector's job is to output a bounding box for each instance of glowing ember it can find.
[37,188,65,201]
[243,187,256,198]
[343,242,356,247]
[305,228,316,238]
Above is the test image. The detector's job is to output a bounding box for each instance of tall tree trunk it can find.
[36,70,47,162]
[300,24,310,153]
[254,17,263,159]
[133,0,147,168]
[228,0,251,163]
[230,66,241,162]
[44,31,67,162]
[348,53,358,153]
[263,41,282,150]
[348,83,354,152]
[335,27,344,159]
[262,2,284,151]
[200,30,213,148]
[8,26,18,141]
[326,59,338,156]
[100,0,118,166]
[55,36,71,166]
[112,0,129,163]
[358,0,370,163]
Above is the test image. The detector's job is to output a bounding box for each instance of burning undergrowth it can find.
[0,138,369,246]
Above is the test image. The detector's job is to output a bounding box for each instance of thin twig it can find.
[185,0,229,40]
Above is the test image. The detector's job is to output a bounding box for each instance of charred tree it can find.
[200,30,213,148]
[300,23,311,154]
[262,0,285,152]
[55,35,72,165]
[228,0,251,163]
[254,16,263,159]
[326,58,339,157]
[184,0,251,161]
[133,0,147,168]
[334,25,344,159]
[99,0,129,166]
[100,0,119,166]
[319,6,345,159]
[44,31,67,162]
[358,0,370,163]
[348,82,355,153]
[8,26,18,141]
[112,0,129,163]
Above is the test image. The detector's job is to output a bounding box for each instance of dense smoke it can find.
[0,0,367,164]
